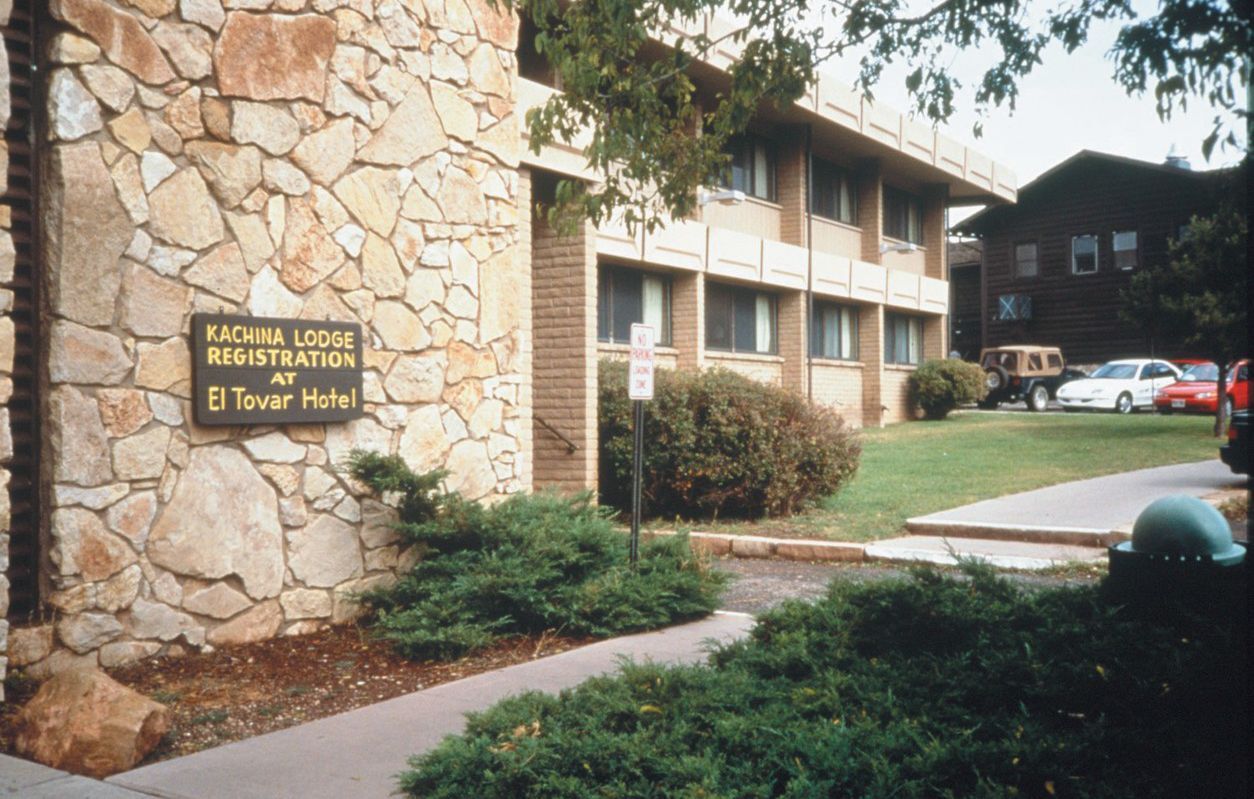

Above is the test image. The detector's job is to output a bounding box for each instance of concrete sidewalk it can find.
[907,460,1243,540]
[867,460,1246,569]
[103,612,753,799]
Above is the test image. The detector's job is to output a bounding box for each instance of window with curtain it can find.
[884,313,923,365]
[721,134,777,202]
[810,159,857,224]
[597,265,672,345]
[883,187,922,243]
[705,283,777,354]
[1112,230,1138,270]
[810,302,859,360]
[1071,234,1098,274]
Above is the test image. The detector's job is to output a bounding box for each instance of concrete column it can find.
[778,289,808,394]
[855,159,883,264]
[531,210,598,492]
[670,271,705,371]
[775,131,808,247]
[859,303,885,427]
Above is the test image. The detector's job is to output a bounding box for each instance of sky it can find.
[822,0,1248,224]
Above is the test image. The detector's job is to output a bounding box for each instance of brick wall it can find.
[531,217,598,491]
[858,304,885,426]
[856,160,884,264]
[881,367,915,424]
[923,186,948,280]
[705,352,784,385]
[812,362,863,428]
[777,290,807,393]
[776,133,807,247]
[671,271,705,370]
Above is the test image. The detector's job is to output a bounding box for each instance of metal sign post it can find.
[628,324,656,565]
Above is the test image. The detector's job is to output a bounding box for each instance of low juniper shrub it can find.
[908,357,986,419]
[399,562,1247,798]
[599,360,860,519]
[346,451,727,660]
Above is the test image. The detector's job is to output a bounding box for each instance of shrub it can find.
[398,565,1247,799]
[346,452,728,660]
[599,360,860,519]
[908,357,986,419]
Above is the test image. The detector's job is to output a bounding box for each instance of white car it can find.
[1056,359,1182,414]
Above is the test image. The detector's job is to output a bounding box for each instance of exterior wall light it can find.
[697,188,746,206]
[880,241,919,254]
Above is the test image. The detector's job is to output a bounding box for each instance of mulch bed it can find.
[0,624,591,767]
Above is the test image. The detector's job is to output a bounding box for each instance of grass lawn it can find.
[662,411,1221,542]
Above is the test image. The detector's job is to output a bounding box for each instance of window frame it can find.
[596,264,673,346]
[809,158,858,225]
[704,282,779,355]
[809,301,860,361]
[1071,234,1099,275]
[884,313,924,366]
[883,186,923,244]
[721,133,778,203]
[1112,229,1138,271]
[1012,240,1039,279]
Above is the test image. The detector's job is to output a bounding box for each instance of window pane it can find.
[642,276,665,339]
[705,284,733,349]
[1113,231,1137,270]
[597,269,611,341]
[1014,242,1038,277]
[754,294,773,353]
[841,309,857,359]
[839,176,855,224]
[908,318,922,364]
[753,142,768,200]
[733,290,757,351]
[611,269,642,343]
[1072,235,1097,273]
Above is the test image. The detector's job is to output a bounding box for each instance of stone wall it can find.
[26,0,525,676]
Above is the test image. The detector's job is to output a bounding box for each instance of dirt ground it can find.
[0,625,590,766]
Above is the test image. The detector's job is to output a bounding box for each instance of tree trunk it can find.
[1214,363,1229,438]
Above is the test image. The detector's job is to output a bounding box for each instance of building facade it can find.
[0,1,1012,687]
[953,150,1236,365]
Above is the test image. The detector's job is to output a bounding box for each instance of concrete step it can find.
[905,518,1128,548]
[865,535,1107,571]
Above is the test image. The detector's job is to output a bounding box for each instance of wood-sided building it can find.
[953,151,1240,365]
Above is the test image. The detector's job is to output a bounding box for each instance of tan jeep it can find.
[977,345,1085,412]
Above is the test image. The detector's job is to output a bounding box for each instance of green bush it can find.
[399,564,1247,798]
[599,360,860,519]
[908,357,986,419]
[346,452,728,660]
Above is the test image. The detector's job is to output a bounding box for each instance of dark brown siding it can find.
[948,263,981,359]
[969,159,1229,364]
[3,0,44,620]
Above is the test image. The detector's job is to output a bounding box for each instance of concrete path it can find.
[0,754,155,797]
[907,460,1243,540]
[106,612,753,799]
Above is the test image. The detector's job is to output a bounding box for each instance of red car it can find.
[1154,360,1249,416]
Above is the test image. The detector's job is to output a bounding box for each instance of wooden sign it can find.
[192,313,364,425]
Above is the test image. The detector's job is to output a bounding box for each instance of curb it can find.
[904,519,1128,548]
[644,529,866,562]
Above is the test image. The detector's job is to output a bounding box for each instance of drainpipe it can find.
[805,123,814,401]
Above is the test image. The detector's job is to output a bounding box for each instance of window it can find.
[884,313,923,365]
[597,265,671,345]
[1112,230,1138,270]
[721,134,777,202]
[1013,242,1038,278]
[706,283,776,354]
[1071,234,1098,274]
[810,302,859,360]
[810,159,857,224]
[1047,353,1063,370]
[1028,353,1044,371]
[883,187,922,243]
[1150,362,1177,379]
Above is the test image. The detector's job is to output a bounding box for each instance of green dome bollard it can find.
[1108,495,1246,599]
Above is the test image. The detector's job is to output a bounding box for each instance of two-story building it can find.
[952,150,1237,365]
[517,14,1016,493]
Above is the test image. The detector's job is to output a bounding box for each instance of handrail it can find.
[535,414,579,454]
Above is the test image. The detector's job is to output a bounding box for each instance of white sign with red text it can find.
[628,323,655,400]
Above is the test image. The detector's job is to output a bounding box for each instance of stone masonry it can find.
[18,0,527,677]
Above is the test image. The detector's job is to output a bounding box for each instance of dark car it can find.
[977,346,1085,412]
[1220,409,1249,475]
